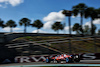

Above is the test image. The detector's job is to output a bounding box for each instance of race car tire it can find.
[66,58,69,63]
[46,58,51,63]
[68,57,74,63]
[74,58,80,62]
[57,60,61,63]
[74,55,80,62]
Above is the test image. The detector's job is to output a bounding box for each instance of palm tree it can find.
[52,22,64,34]
[91,24,97,35]
[98,29,100,35]
[19,18,31,33]
[6,20,17,33]
[0,19,5,28]
[85,7,97,35]
[95,8,100,18]
[31,20,43,33]
[83,24,96,35]
[62,10,72,36]
[84,25,90,35]
[72,3,88,35]
[72,23,83,34]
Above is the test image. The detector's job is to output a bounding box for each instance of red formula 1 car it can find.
[45,54,80,63]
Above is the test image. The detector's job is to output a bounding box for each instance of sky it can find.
[0,0,100,34]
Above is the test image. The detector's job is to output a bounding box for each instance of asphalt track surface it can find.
[0,60,100,67]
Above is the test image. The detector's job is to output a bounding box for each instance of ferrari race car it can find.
[44,54,80,63]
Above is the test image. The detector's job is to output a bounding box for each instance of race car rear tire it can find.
[66,58,69,63]
[46,58,51,63]
[68,57,74,63]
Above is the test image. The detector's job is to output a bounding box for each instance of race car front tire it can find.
[74,55,80,62]
[74,59,80,62]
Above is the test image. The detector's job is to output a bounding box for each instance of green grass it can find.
[14,36,100,53]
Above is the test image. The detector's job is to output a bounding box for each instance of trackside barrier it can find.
[1,53,100,63]
[14,53,100,63]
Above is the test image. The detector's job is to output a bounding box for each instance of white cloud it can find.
[84,21,91,27]
[64,26,73,31]
[72,16,75,18]
[43,10,65,22]
[2,27,21,32]
[43,21,54,29]
[64,26,69,31]
[84,19,100,28]
[32,29,47,33]
[43,10,66,29]
[0,0,24,7]
[93,19,100,24]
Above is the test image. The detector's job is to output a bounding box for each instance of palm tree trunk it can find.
[10,27,12,33]
[63,22,66,34]
[81,15,84,35]
[68,16,71,36]
[24,26,26,33]
[57,30,59,34]
[91,18,93,36]
[37,28,39,33]
[76,30,79,35]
